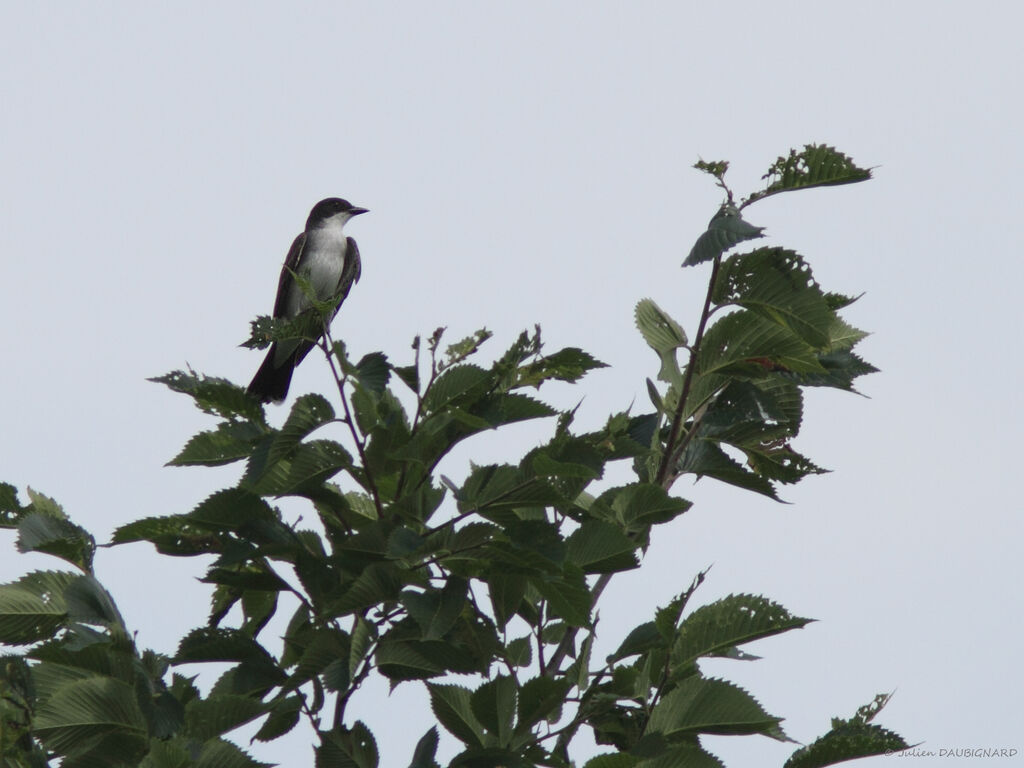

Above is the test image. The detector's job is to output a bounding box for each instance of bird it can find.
[247,197,368,403]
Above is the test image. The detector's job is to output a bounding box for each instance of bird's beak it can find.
[350,207,369,216]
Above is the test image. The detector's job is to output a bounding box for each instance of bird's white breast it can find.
[286,221,348,316]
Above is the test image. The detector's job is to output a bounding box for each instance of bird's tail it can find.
[247,345,295,404]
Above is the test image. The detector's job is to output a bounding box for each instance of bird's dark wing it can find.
[273,233,306,319]
[334,237,362,310]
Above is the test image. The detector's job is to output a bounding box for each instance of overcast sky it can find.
[2,3,1021,766]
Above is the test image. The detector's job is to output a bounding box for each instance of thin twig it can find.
[319,326,384,516]
[655,257,722,486]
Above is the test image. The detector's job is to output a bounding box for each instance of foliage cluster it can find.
[0,145,907,768]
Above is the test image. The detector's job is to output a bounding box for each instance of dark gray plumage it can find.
[247,198,367,403]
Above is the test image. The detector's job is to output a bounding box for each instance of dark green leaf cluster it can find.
[0,145,908,768]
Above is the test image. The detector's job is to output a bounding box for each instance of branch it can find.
[319,325,384,516]
[655,257,722,486]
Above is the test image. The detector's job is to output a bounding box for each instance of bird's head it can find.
[307,197,369,229]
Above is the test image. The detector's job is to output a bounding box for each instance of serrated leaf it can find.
[407,727,441,768]
[64,575,122,627]
[677,440,778,499]
[697,310,824,378]
[684,206,765,267]
[744,144,871,208]
[184,694,269,741]
[566,520,639,574]
[423,365,491,412]
[470,675,516,747]
[608,621,663,662]
[647,676,786,740]
[375,640,445,681]
[270,394,336,463]
[34,676,148,757]
[17,513,95,572]
[329,563,402,615]
[170,421,264,467]
[516,347,608,387]
[590,484,692,533]
[635,299,687,384]
[427,683,484,747]
[0,481,27,528]
[784,722,908,768]
[505,636,532,667]
[252,695,303,742]
[714,248,833,347]
[195,738,274,768]
[532,564,590,627]
[672,594,813,670]
[149,370,265,424]
[516,676,570,732]
[356,352,391,394]
[401,578,467,640]
[317,722,379,768]
[0,570,76,644]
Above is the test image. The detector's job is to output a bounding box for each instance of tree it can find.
[1,145,908,768]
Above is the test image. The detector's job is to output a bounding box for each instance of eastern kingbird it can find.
[247,198,367,403]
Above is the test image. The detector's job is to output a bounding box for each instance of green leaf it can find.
[785,723,908,768]
[394,364,420,394]
[697,310,824,378]
[355,352,391,393]
[17,513,95,572]
[672,594,813,670]
[608,621,663,662]
[532,564,590,627]
[444,329,493,367]
[252,695,303,742]
[184,694,269,740]
[694,159,729,180]
[169,421,264,466]
[635,299,687,384]
[677,440,778,499]
[0,481,27,528]
[458,464,563,516]
[0,570,76,644]
[583,756,639,768]
[713,248,833,347]
[784,349,878,391]
[242,438,352,496]
[423,364,491,412]
[635,744,725,768]
[590,484,692,533]
[317,722,379,768]
[470,675,516,747]
[516,676,570,732]
[175,627,281,669]
[516,347,608,387]
[566,520,639,574]
[149,369,265,424]
[647,676,787,740]
[375,640,444,682]
[329,563,403,615]
[684,206,765,267]
[743,144,871,208]
[64,575,123,627]
[34,676,148,759]
[349,616,377,679]
[270,394,336,463]
[195,738,274,768]
[427,683,484,747]
[407,727,441,768]
[401,578,467,640]
[505,636,531,667]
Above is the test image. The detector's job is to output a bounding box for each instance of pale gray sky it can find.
[2,3,1021,766]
